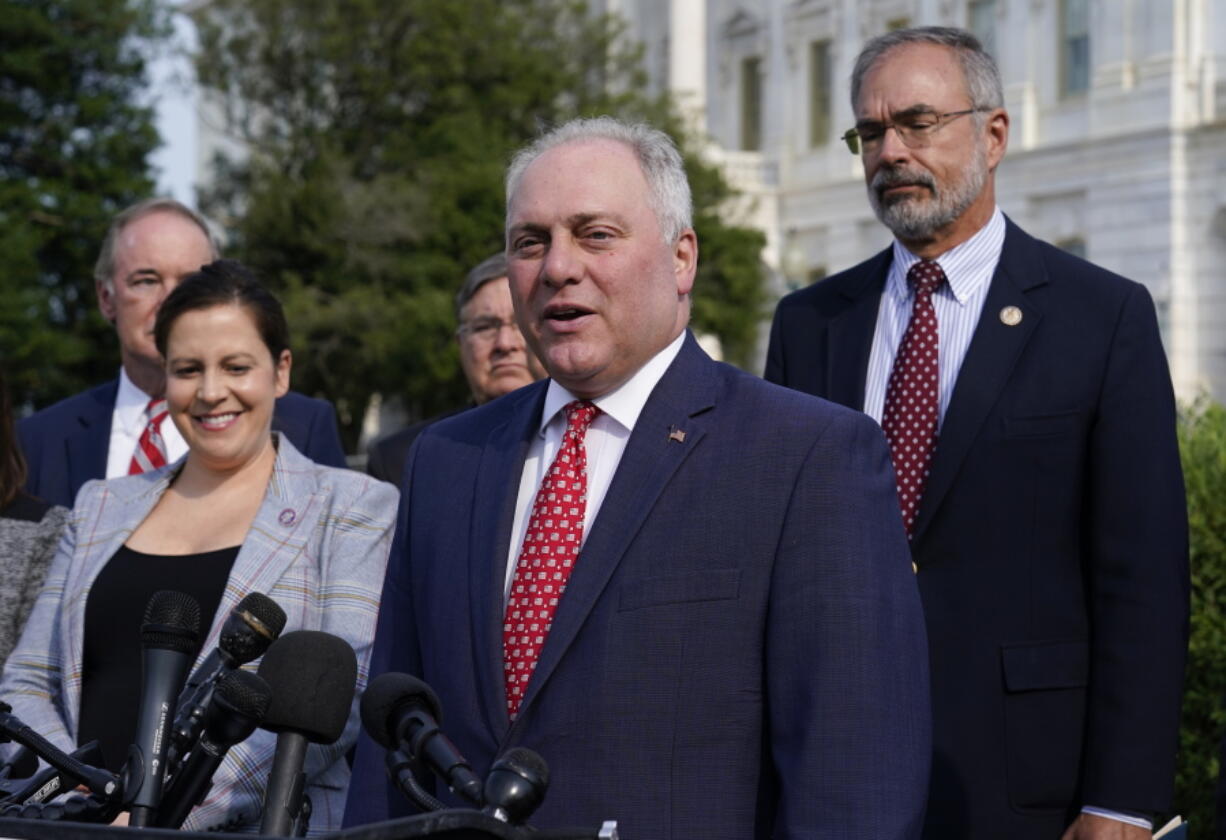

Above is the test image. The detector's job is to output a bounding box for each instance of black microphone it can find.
[360,672,483,808]
[482,747,549,824]
[126,590,201,828]
[167,592,286,774]
[0,705,117,798]
[156,669,272,829]
[257,630,357,836]
[1,741,106,806]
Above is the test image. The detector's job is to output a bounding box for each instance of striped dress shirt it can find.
[863,206,1005,426]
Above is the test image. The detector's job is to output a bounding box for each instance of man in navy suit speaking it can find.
[19,198,347,507]
[766,27,1188,840]
[345,117,932,838]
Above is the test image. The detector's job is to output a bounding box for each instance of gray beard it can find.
[867,145,987,242]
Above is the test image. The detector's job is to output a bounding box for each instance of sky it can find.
[148,9,198,208]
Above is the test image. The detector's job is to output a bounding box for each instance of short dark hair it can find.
[0,367,27,508]
[95,198,223,290]
[154,260,290,361]
[455,252,509,320]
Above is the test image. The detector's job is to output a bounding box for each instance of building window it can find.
[740,56,762,151]
[1061,0,1090,96]
[1055,236,1086,258]
[809,41,831,148]
[968,0,997,56]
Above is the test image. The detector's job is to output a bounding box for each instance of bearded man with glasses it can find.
[767,26,1187,840]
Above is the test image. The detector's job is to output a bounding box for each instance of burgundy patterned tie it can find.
[882,260,946,539]
[503,400,600,720]
[129,398,170,475]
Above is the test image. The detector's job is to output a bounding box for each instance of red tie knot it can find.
[147,398,169,427]
[907,260,946,298]
[562,400,600,438]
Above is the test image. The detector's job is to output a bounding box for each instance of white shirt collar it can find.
[888,206,1006,305]
[115,366,157,433]
[537,330,688,437]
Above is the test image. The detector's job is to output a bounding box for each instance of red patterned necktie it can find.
[129,398,170,475]
[503,399,600,720]
[882,260,946,539]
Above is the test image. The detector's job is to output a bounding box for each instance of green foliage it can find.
[0,0,168,409]
[1175,397,1226,838]
[193,0,766,448]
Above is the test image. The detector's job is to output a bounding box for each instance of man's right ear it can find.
[96,279,117,323]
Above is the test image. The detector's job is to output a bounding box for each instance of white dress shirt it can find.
[863,208,1150,832]
[106,368,187,479]
[503,330,686,600]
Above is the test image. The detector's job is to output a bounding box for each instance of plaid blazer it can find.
[0,434,397,834]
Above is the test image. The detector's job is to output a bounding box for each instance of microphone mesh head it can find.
[257,631,357,744]
[220,593,288,664]
[216,670,273,720]
[359,672,442,749]
[498,747,550,789]
[140,590,201,654]
[236,592,288,638]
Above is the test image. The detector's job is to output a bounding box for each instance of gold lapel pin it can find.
[668,427,687,444]
[999,305,1023,326]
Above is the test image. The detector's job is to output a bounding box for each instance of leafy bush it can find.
[1174,397,1226,837]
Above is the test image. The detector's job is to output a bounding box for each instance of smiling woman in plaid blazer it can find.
[0,261,397,833]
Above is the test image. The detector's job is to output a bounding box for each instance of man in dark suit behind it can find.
[765,27,1188,840]
[19,198,347,507]
[366,252,544,486]
[345,116,932,838]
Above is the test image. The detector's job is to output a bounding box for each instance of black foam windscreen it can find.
[359,672,442,750]
[140,590,201,654]
[257,631,356,744]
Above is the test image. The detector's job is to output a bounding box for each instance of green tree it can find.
[193,0,765,448]
[0,0,169,409]
[1175,397,1226,838]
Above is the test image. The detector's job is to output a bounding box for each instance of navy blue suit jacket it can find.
[766,219,1189,839]
[346,335,932,839]
[18,379,348,507]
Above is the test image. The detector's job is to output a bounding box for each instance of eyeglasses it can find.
[458,317,519,342]
[841,107,992,155]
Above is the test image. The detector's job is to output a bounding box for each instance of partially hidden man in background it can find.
[366,252,544,487]
[766,27,1188,840]
[344,116,932,838]
[19,198,347,508]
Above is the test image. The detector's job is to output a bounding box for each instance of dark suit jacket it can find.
[345,335,932,839]
[18,379,348,508]
[766,219,1189,839]
[365,406,467,486]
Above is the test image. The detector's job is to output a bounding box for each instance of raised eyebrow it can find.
[566,212,630,231]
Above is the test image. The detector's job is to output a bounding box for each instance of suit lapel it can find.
[827,249,891,410]
[197,436,324,655]
[66,381,117,497]
[63,468,172,724]
[912,221,1047,543]
[470,387,545,741]
[510,337,715,728]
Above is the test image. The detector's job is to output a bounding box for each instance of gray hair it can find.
[505,116,693,243]
[455,252,509,319]
[850,26,1003,114]
[94,198,223,290]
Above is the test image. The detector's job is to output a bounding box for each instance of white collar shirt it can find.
[107,367,188,478]
[504,330,687,600]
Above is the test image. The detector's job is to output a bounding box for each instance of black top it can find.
[0,491,52,523]
[78,544,239,772]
